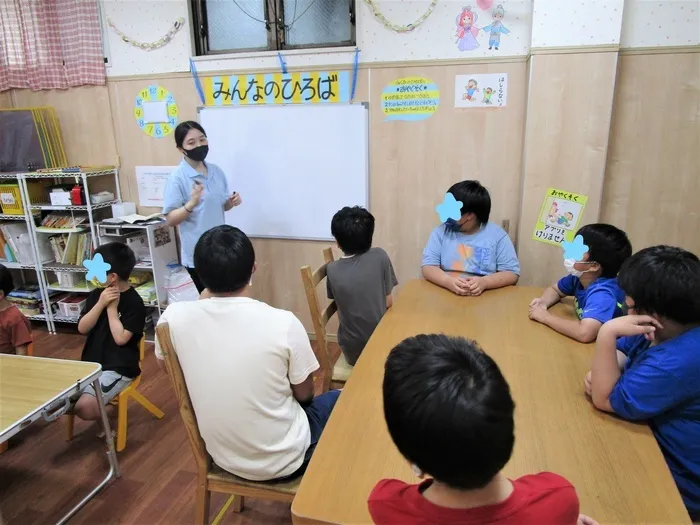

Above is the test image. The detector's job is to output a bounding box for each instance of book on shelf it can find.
[40,213,87,229]
[48,231,92,265]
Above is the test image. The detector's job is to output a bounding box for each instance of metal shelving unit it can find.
[15,168,121,333]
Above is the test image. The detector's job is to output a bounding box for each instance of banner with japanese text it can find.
[202,71,350,106]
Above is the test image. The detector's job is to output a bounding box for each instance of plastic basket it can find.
[0,184,23,215]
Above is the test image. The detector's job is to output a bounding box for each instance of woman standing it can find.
[163,121,242,292]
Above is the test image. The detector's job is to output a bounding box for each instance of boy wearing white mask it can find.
[528,224,632,343]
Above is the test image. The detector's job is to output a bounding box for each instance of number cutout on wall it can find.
[134,84,178,138]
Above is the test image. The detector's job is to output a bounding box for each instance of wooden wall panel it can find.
[516,52,619,286]
[11,86,118,167]
[369,61,528,286]
[601,52,700,255]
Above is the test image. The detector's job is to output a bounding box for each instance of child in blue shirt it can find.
[586,246,700,520]
[529,224,631,343]
[422,180,520,296]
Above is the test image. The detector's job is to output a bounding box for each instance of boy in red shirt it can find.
[0,264,32,355]
[369,334,597,525]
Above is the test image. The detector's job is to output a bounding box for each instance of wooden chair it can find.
[155,323,300,525]
[65,338,165,452]
[26,342,34,356]
[300,247,353,392]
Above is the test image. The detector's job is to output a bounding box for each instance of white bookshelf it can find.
[13,169,121,333]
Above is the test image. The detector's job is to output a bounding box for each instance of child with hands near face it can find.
[529,224,631,343]
[586,246,700,521]
[73,243,146,423]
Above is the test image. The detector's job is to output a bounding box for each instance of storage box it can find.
[112,202,136,218]
[56,271,84,289]
[57,295,87,318]
[0,184,23,215]
[49,191,72,206]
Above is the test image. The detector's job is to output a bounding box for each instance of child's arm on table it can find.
[14,344,27,356]
[422,266,470,295]
[530,284,565,309]
[530,310,602,343]
[590,316,661,412]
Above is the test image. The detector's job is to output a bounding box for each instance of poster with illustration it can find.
[454,73,507,108]
[532,188,588,246]
[455,4,510,52]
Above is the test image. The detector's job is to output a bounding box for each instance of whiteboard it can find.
[199,104,369,241]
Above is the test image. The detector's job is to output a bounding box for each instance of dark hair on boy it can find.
[576,224,632,278]
[331,206,375,256]
[447,180,491,225]
[174,121,206,149]
[194,225,255,293]
[0,264,15,297]
[383,334,515,490]
[618,245,700,325]
[94,242,136,281]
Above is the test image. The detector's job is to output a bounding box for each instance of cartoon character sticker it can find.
[481,4,510,51]
[482,87,494,104]
[455,6,480,51]
[462,79,479,101]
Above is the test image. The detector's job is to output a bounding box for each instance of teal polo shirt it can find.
[162,159,230,267]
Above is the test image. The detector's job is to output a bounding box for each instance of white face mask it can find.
[564,258,595,278]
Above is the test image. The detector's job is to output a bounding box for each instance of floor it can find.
[0,326,338,525]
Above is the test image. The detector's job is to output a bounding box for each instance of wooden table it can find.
[291,280,690,524]
[0,355,120,525]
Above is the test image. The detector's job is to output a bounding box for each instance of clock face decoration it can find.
[134,84,178,138]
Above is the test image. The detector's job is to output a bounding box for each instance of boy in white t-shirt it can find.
[156,225,340,481]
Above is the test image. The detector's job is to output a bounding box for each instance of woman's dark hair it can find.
[576,223,632,277]
[618,245,700,325]
[447,180,491,224]
[174,121,206,149]
[383,334,515,490]
[193,225,255,293]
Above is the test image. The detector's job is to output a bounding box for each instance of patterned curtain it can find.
[0,0,105,91]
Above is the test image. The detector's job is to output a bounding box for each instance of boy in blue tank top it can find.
[529,224,632,343]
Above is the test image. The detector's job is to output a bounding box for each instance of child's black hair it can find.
[447,180,491,225]
[174,121,206,149]
[194,225,255,293]
[618,245,700,325]
[330,206,375,256]
[94,242,136,281]
[0,264,15,297]
[576,223,632,277]
[383,334,515,490]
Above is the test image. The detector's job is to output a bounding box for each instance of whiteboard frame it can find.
[196,103,370,242]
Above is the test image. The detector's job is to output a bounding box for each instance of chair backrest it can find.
[155,323,211,475]
[139,337,145,362]
[300,248,337,386]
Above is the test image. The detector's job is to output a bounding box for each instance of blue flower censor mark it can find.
[83,253,112,283]
[561,234,589,261]
[436,192,463,223]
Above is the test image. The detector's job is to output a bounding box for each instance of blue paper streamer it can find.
[350,48,360,103]
[277,52,288,74]
[189,58,205,105]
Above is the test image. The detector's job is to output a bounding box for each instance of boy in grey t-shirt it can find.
[326,207,398,366]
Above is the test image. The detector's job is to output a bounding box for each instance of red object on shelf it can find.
[70,184,83,205]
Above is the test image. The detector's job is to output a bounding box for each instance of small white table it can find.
[0,354,120,524]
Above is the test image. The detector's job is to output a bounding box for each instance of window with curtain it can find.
[191,0,356,55]
[0,0,106,91]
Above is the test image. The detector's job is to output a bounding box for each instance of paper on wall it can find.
[454,73,508,108]
[532,188,588,246]
[136,166,175,208]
